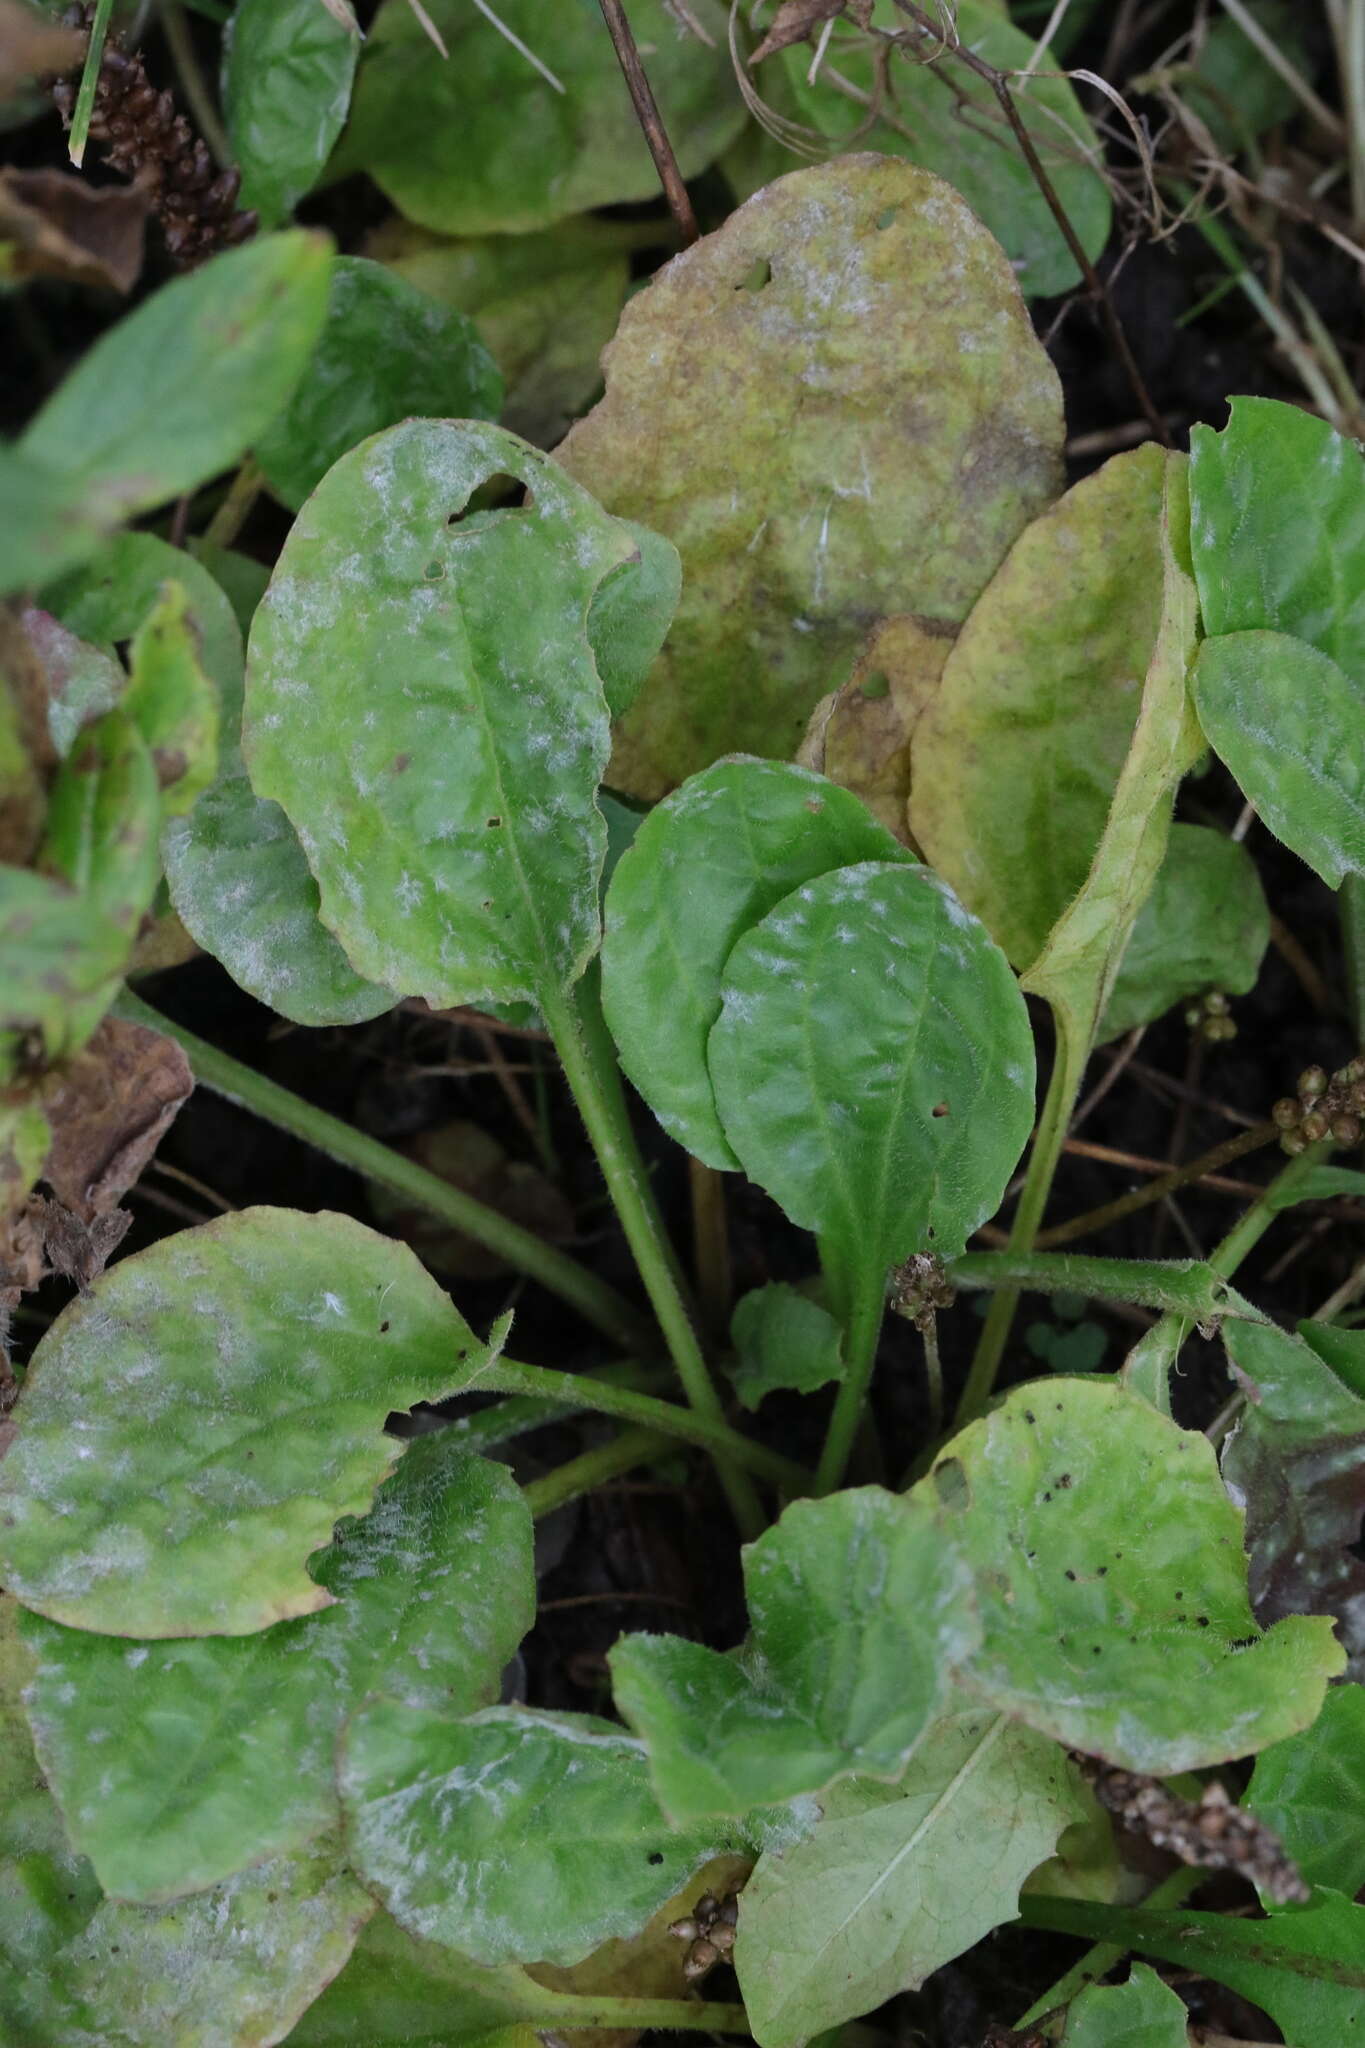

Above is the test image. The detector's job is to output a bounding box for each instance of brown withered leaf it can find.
[0,0,80,98]
[799,613,954,843]
[24,1193,132,1294]
[749,0,870,67]
[40,1015,193,1224]
[0,167,149,291]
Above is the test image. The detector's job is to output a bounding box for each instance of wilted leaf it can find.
[341,0,742,236]
[728,1281,845,1409]
[611,1486,976,1821]
[1247,1681,1365,1899]
[255,255,503,510]
[708,862,1035,1271]
[912,444,1169,969]
[38,1012,191,1221]
[1057,1961,1191,2045]
[367,213,638,448]
[0,1094,49,1230]
[1222,1318,1365,1680]
[246,419,653,1010]
[1099,822,1269,1041]
[559,155,1063,797]
[768,0,1111,298]
[799,614,953,842]
[223,0,359,229]
[21,1440,533,1902]
[0,1207,506,1636]
[1192,631,1365,886]
[1023,1888,1365,2048]
[0,166,148,291]
[340,1703,722,1965]
[734,1709,1088,2048]
[601,757,914,1168]
[927,1378,1344,1769]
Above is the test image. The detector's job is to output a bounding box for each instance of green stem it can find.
[441,1358,667,1457]
[483,1356,811,1494]
[158,0,232,166]
[813,1247,886,1496]
[955,1012,1089,1430]
[1340,873,1365,1042]
[540,970,765,1539]
[67,0,117,167]
[522,1426,672,1519]
[114,988,651,1355]
[202,459,264,552]
[1013,1866,1204,2028]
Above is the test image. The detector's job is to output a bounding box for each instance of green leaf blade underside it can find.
[1189,394,1365,672]
[601,757,916,1168]
[708,862,1036,1271]
[1022,1890,1365,2048]
[1058,1961,1195,2045]
[340,0,742,237]
[734,1709,1089,2048]
[0,1208,497,1637]
[926,1379,1344,1769]
[19,1442,534,1905]
[255,256,504,511]
[912,444,1169,970]
[223,0,359,231]
[558,155,1064,798]
[339,1704,723,1967]
[20,232,332,521]
[775,0,1111,298]
[1099,821,1268,1041]
[1247,1681,1365,1899]
[610,1487,978,1823]
[728,1281,845,1409]
[245,419,645,1009]
[1192,630,1365,885]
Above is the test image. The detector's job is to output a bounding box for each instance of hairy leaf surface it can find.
[728,1282,845,1410]
[1247,1681,1365,1899]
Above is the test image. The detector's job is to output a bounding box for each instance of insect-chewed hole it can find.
[735,256,772,293]
[874,205,899,230]
[932,1457,969,1513]
[859,670,890,701]
[447,476,534,528]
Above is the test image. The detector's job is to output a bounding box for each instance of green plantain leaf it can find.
[1022,1889,1365,2048]
[123,581,219,816]
[255,256,503,511]
[245,419,661,1010]
[20,233,332,530]
[223,0,359,230]
[340,0,742,237]
[20,1440,533,1904]
[925,1378,1344,1769]
[1188,396,1365,670]
[339,1703,722,1966]
[558,155,1063,797]
[1192,631,1365,885]
[1099,822,1268,1040]
[707,862,1035,1270]
[1058,1961,1193,2045]
[0,1207,506,1637]
[734,1708,1088,2048]
[728,1282,845,1410]
[601,758,915,1168]
[1179,0,1312,153]
[368,213,638,448]
[912,444,1169,970]
[610,1487,977,1822]
[283,1911,567,2046]
[769,0,1111,298]
[1247,1681,1365,1899]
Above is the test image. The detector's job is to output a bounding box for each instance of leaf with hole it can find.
[223,0,359,230]
[733,1708,1088,2048]
[707,862,1035,1272]
[601,757,915,1168]
[1098,822,1268,1040]
[255,256,503,511]
[1057,1961,1192,2045]
[340,1703,723,1966]
[559,155,1063,797]
[0,1207,506,1637]
[769,0,1111,297]
[245,419,660,1010]
[925,1377,1344,1769]
[339,0,742,236]
[19,1440,533,1903]
[610,1486,977,1822]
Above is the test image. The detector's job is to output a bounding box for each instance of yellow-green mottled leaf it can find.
[799,614,954,843]
[124,581,219,817]
[558,155,1063,798]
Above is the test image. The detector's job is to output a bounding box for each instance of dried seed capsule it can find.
[1273,1098,1301,1129]
[683,1939,720,1981]
[1331,1113,1362,1146]
[668,1918,699,1943]
[1299,1066,1328,1100]
[1301,1110,1331,1143]
[1205,1015,1237,1042]
[1351,1081,1365,1111]
[717,1896,739,1926]
[1281,1129,1309,1155]
[709,1922,736,1954]
[1204,990,1230,1015]
[1184,1005,1203,1030]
